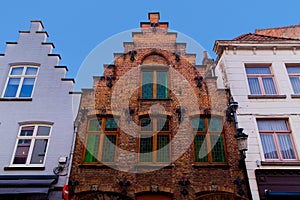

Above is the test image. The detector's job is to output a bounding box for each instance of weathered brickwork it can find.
[70,13,249,200]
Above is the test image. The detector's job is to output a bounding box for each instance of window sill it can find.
[4,166,45,171]
[291,94,300,98]
[0,98,32,101]
[261,161,300,166]
[248,95,287,99]
[135,163,175,169]
[192,163,230,168]
[138,98,172,101]
[78,163,116,169]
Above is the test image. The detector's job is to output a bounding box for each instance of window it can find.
[257,119,297,160]
[142,70,168,99]
[245,66,277,95]
[12,124,51,166]
[286,65,300,94]
[3,66,38,98]
[84,118,118,163]
[193,118,226,163]
[139,117,170,163]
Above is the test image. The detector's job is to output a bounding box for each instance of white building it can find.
[0,21,77,200]
[214,31,300,200]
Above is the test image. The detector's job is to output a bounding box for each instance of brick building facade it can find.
[69,13,249,200]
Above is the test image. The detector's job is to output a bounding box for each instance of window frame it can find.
[11,124,52,167]
[83,117,119,164]
[2,65,39,98]
[192,117,226,164]
[257,119,298,161]
[141,66,169,99]
[286,64,300,94]
[245,65,278,95]
[138,117,171,163]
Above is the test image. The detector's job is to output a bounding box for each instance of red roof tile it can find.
[233,33,299,41]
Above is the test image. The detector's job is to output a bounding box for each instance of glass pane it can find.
[101,135,116,162]
[277,134,296,159]
[20,126,34,136]
[157,72,168,98]
[262,78,277,94]
[141,119,153,131]
[84,134,100,162]
[211,135,226,162]
[13,139,31,164]
[192,119,205,131]
[246,67,271,74]
[142,72,153,99]
[194,135,208,162]
[287,66,300,74]
[30,139,48,164]
[19,78,35,97]
[257,120,288,131]
[25,67,38,75]
[105,119,118,131]
[37,126,50,136]
[10,67,24,75]
[248,78,262,94]
[4,78,20,97]
[209,119,222,131]
[157,135,170,162]
[157,118,169,131]
[139,136,153,162]
[290,77,300,94]
[260,134,278,159]
[88,119,102,131]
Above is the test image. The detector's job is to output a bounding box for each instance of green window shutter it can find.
[140,136,153,162]
[142,72,153,99]
[84,134,100,162]
[194,135,208,162]
[157,135,170,162]
[211,135,226,162]
[101,135,116,162]
[156,72,168,98]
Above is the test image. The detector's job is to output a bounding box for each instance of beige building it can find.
[214,28,300,200]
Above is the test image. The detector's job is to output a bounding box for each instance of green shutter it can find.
[89,119,102,131]
[157,135,170,162]
[142,72,153,99]
[157,72,168,98]
[194,135,208,162]
[84,134,100,162]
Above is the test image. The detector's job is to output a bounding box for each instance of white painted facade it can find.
[215,41,300,200]
[0,21,77,199]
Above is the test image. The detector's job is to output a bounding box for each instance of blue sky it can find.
[0,0,299,88]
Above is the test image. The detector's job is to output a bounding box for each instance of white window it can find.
[257,119,297,160]
[12,124,51,166]
[286,65,300,94]
[2,66,38,98]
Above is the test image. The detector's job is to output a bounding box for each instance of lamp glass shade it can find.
[237,137,248,151]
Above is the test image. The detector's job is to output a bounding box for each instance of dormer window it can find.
[2,66,39,98]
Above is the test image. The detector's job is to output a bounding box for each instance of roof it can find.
[233,33,300,41]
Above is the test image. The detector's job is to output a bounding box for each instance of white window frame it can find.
[11,124,52,167]
[2,65,39,98]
